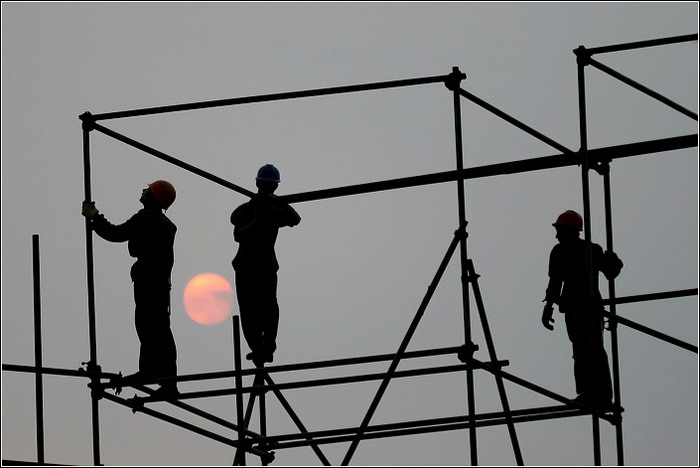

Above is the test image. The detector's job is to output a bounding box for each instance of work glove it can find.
[603,250,624,280]
[82,201,98,220]
[541,303,555,331]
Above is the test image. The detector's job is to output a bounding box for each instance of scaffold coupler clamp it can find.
[79,111,95,132]
[457,342,479,363]
[463,269,480,285]
[444,66,466,91]
[607,406,624,426]
[454,220,469,240]
[573,45,592,67]
[81,360,104,400]
[257,446,276,465]
[592,157,610,176]
[110,371,124,395]
[128,395,145,414]
[252,373,269,397]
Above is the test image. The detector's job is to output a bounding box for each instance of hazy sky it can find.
[2,2,698,466]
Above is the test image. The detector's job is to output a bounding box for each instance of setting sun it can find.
[183,273,234,325]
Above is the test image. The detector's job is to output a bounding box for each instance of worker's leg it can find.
[134,279,177,384]
[566,310,612,406]
[259,273,279,359]
[565,311,586,396]
[235,270,265,357]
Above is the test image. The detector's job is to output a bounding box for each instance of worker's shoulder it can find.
[135,208,176,228]
[230,200,254,222]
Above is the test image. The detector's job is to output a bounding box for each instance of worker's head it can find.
[255,164,280,195]
[144,180,176,210]
[553,210,582,240]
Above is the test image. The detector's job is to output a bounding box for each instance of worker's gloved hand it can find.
[82,201,98,219]
[541,304,555,331]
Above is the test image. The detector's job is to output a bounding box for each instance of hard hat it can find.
[553,210,583,231]
[148,180,176,210]
[256,164,281,183]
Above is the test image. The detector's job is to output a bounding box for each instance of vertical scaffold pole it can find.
[602,161,625,465]
[79,111,102,466]
[32,234,45,465]
[574,47,602,466]
[447,66,478,465]
[259,371,268,466]
[233,315,246,466]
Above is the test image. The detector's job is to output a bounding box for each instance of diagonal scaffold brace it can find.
[341,221,468,465]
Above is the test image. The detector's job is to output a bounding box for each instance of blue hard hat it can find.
[256,164,281,183]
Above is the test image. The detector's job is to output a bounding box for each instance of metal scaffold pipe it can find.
[79,112,102,466]
[582,33,698,56]
[90,73,453,121]
[32,235,45,465]
[279,134,697,205]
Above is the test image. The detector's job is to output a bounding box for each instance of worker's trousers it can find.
[565,309,612,403]
[235,268,279,357]
[133,278,178,384]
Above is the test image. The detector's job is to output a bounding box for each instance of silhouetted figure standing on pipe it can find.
[231,165,301,367]
[542,210,623,411]
[82,180,179,398]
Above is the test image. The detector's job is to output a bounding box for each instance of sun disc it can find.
[183,273,234,325]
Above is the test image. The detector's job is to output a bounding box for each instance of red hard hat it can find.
[148,180,176,210]
[553,210,583,231]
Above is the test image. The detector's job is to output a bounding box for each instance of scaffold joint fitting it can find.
[444,66,466,91]
[457,342,479,363]
[259,448,276,465]
[454,220,469,240]
[79,111,95,132]
[574,46,592,66]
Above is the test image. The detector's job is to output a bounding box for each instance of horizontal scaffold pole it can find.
[473,359,617,423]
[1,364,106,378]
[266,405,588,450]
[89,73,453,121]
[602,288,698,353]
[603,288,698,306]
[600,310,698,354]
[103,345,467,388]
[581,33,698,57]
[153,361,508,402]
[3,346,469,385]
[279,134,698,204]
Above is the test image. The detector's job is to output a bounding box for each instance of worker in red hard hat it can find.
[82,180,179,398]
[542,210,623,411]
[231,165,301,367]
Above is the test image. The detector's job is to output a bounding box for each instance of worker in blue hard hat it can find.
[231,164,301,366]
[542,210,623,411]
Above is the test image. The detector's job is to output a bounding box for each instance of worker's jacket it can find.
[545,237,623,314]
[230,194,300,273]
[89,207,177,282]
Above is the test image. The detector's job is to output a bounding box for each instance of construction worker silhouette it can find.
[82,180,179,398]
[542,210,623,411]
[231,164,301,366]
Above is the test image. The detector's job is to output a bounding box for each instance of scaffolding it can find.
[3,33,698,466]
